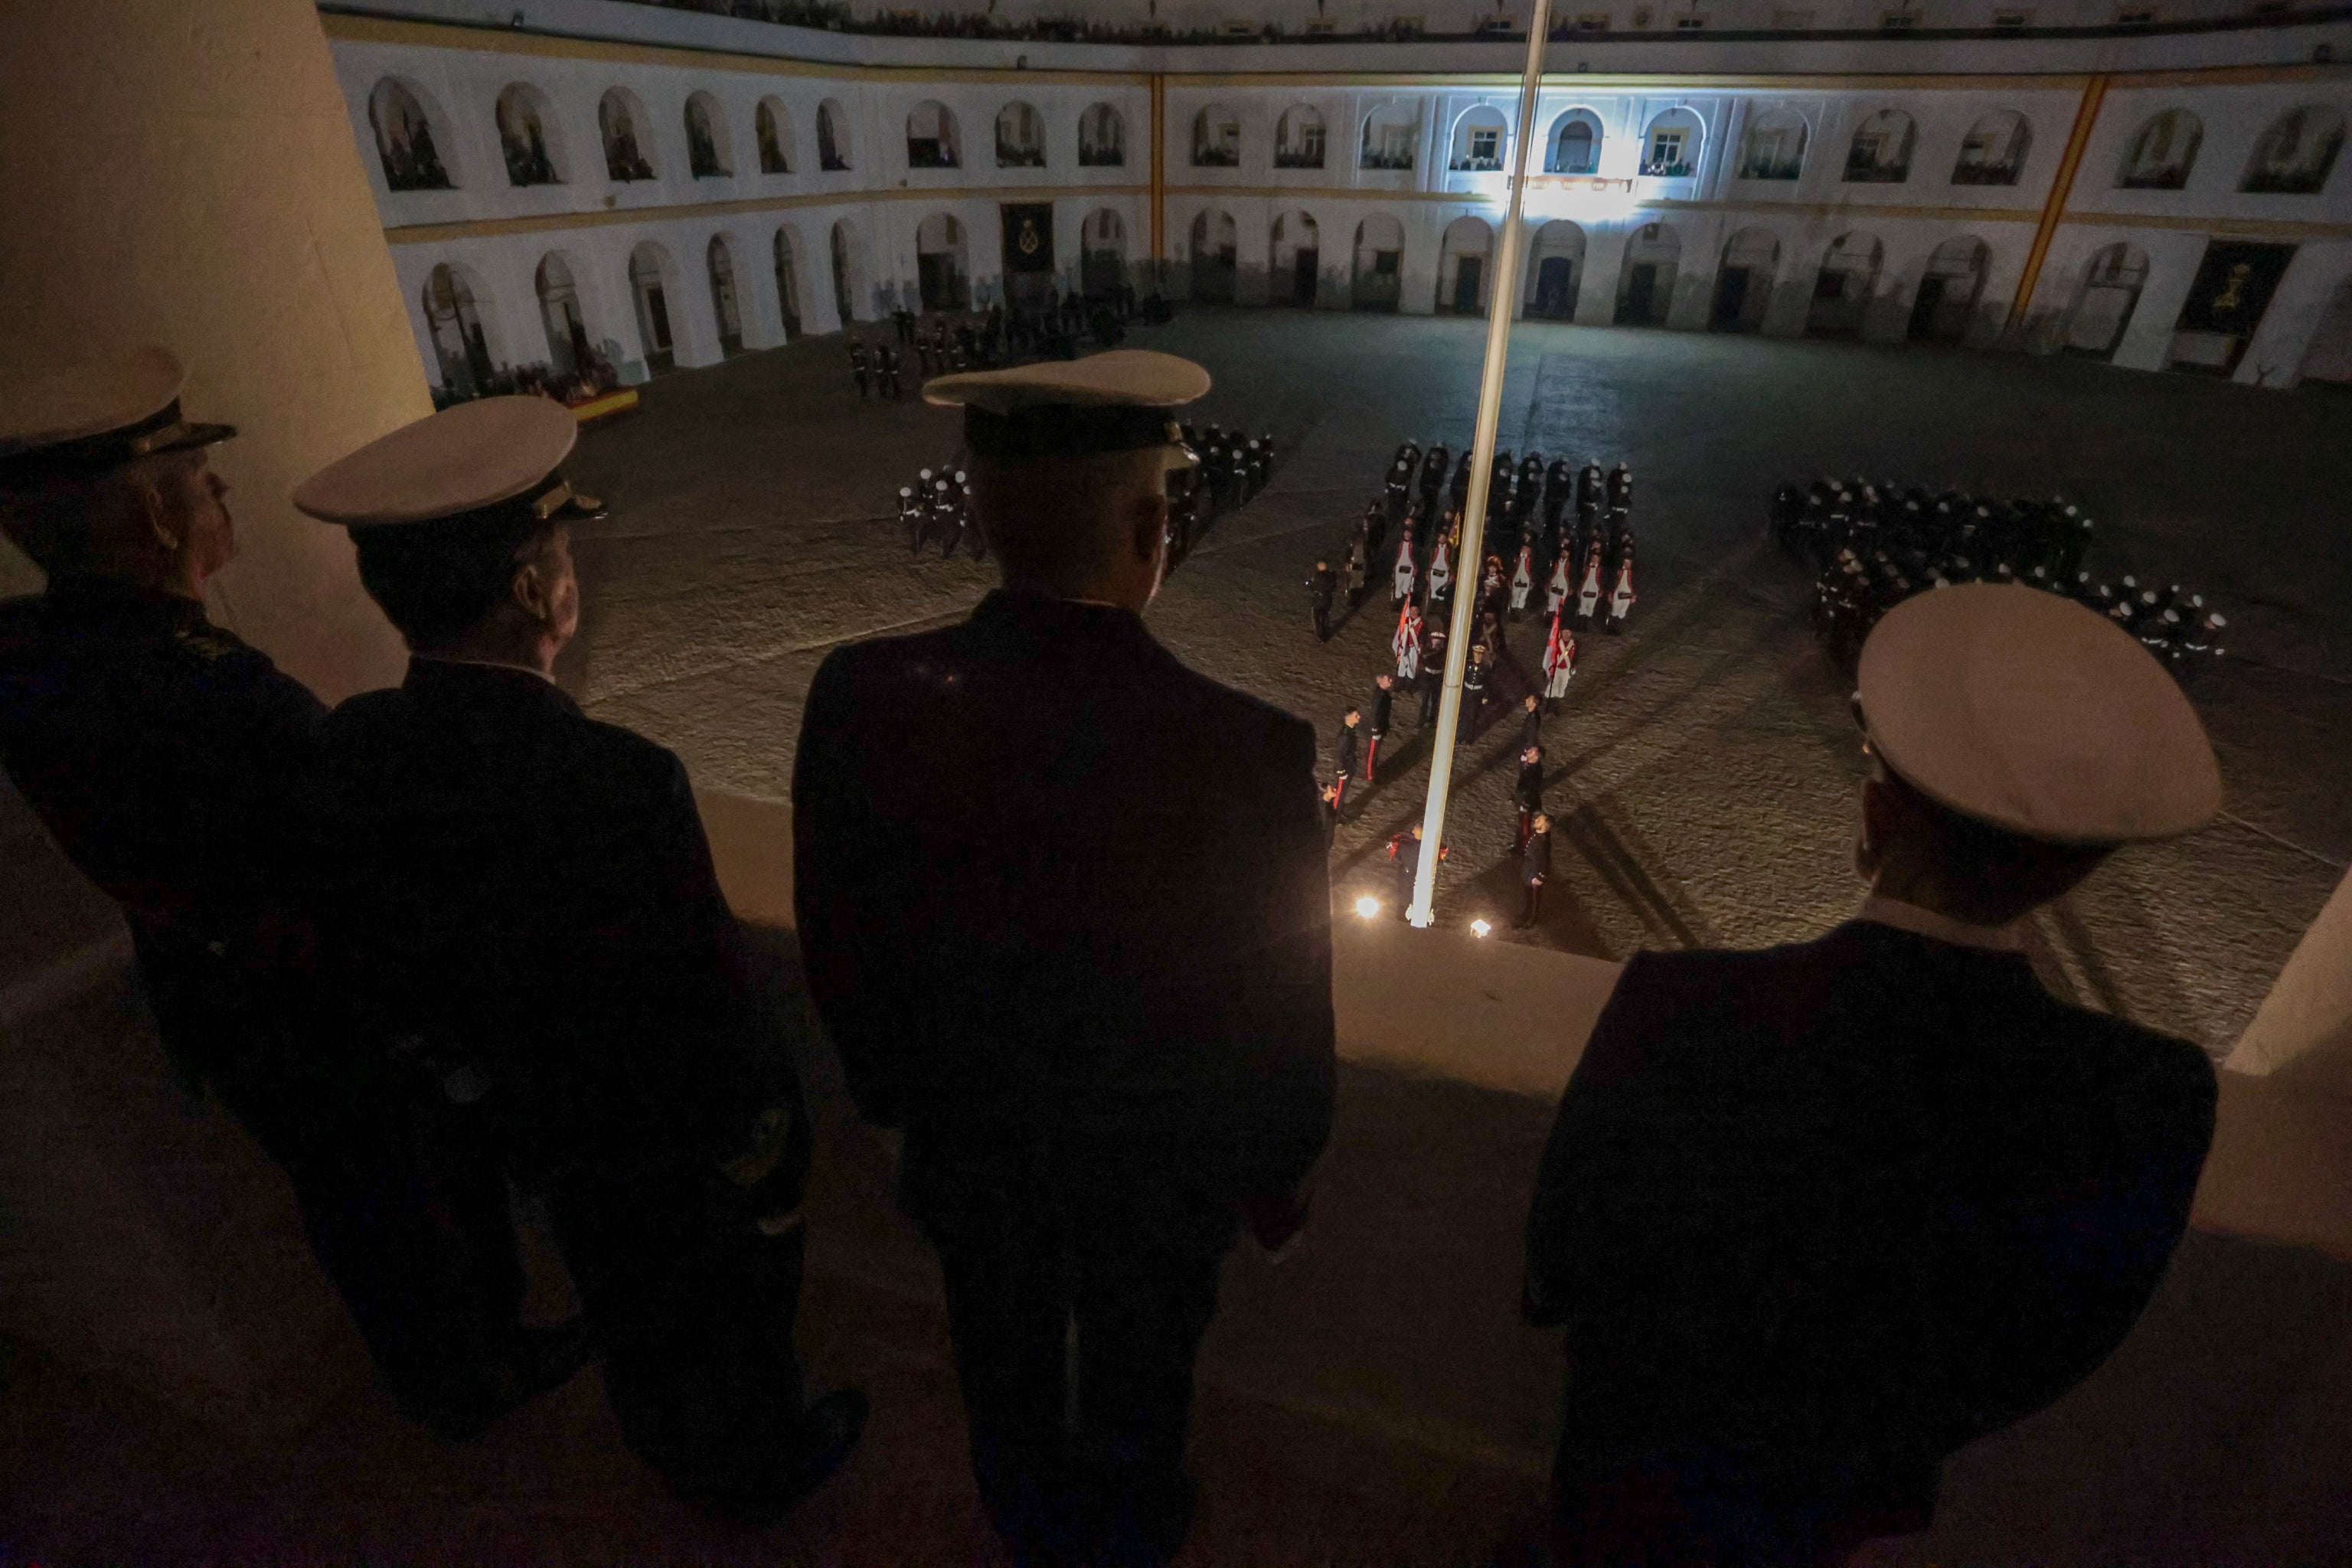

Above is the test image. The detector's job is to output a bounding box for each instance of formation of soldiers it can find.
[897,465,982,558]
[849,291,1142,400]
[1775,477,2229,678]
[1167,420,1276,567]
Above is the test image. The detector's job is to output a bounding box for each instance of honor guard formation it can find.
[1773,477,2230,679]
[849,289,1145,403]
[0,345,2251,1568]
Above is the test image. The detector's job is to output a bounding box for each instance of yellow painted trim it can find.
[322,11,1151,85]
[2011,74,2108,331]
[1165,184,2044,224]
[1171,69,2094,91]
[384,184,1148,244]
[2050,207,2352,240]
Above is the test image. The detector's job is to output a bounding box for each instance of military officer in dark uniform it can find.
[1366,671,1396,782]
[1307,557,1338,642]
[0,350,577,1439]
[794,351,1335,1568]
[1527,582,2223,1566]
[292,397,864,1520]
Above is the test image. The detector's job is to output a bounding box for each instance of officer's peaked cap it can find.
[294,397,602,531]
[0,347,237,486]
[924,350,1208,462]
[1857,582,2220,846]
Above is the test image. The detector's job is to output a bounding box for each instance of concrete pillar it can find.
[0,0,433,1436]
[0,0,422,701]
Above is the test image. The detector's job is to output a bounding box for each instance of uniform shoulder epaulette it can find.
[171,619,253,664]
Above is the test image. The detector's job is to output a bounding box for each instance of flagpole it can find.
[1406,0,1553,928]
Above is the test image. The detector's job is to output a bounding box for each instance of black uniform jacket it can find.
[1527,920,2214,1504]
[793,590,1336,1207]
[302,659,799,1177]
[0,579,324,1076]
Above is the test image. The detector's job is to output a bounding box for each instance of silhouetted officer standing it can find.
[795,352,1334,1568]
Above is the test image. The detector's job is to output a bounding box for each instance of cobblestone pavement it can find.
[564,307,2352,1054]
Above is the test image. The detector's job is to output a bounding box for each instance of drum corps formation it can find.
[1305,441,1640,929]
[847,289,1163,403]
[1775,477,2229,679]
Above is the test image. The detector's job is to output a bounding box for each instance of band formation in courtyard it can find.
[1,343,2226,1567]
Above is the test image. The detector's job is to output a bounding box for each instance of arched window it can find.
[627,242,678,373]
[1710,227,1780,332]
[423,263,497,396]
[599,89,655,182]
[1079,103,1125,167]
[1807,231,1883,338]
[1081,208,1129,297]
[1351,215,1406,310]
[1436,216,1494,312]
[1189,209,1238,301]
[1527,220,1586,319]
[495,83,564,187]
[829,220,862,322]
[1843,109,1915,183]
[756,98,794,175]
[1270,211,1321,305]
[369,79,454,191]
[817,100,853,172]
[1193,105,1241,168]
[1640,109,1704,178]
[2117,109,2201,190]
[1276,106,1327,169]
[916,214,969,309]
[996,101,1046,168]
[1614,220,1681,324]
[685,93,732,178]
[906,101,960,168]
[1547,110,1602,174]
[773,227,804,338]
[1952,111,2030,186]
[1361,104,1419,171]
[1450,106,1510,172]
[1737,108,1807,181]
[535,252,593,377]
[707,234,745,356]
[2242,106,2347,194]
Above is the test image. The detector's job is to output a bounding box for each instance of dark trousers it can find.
[1312,603,1332,641]
[1517,879,1544,927]
[544,1155,808,1497]
[906,1142,1236,1568]
[1364,733,1383,782]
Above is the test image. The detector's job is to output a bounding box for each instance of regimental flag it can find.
[1393,602,1423,680]
[1001,203,1056,275]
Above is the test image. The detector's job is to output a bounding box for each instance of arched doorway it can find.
[2299,276,2352,384]
[916,213,969,310]
[1711,227,1779,332]
[626,243,678,374]
[773,227,803,340]
[1081,208,1127,300]
[1190,209,1237,302]
[1614,222,1681,325]
[1351,216,1403,312]
[423,262,497,397]
[707,234,745,356]
[1807,232,1883,338]
[830,220,862,325]
[2063,243,2149,357]
[1271,211,1320,306]
[1909,236,1989,343]
[534,252,592,376]
[1436,216,1494,315]
[1526,220,1586,319]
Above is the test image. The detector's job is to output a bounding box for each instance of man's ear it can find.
[510,557,552,625]
[136,472,182,555]
[1130,490,1167,564]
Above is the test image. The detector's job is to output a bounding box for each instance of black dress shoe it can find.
[693,1387,870,1527]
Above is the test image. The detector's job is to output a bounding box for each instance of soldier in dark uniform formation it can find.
[1307,558,1337,642]
[1527,583,2223,1566]
[0,350,580,1439]
[794,351,1334,1568]
[1516,812,1551,929]
[848,339,871,400]
[1366,671,1396,782]
[292,397,864,1520]
[1331,707,1362,815]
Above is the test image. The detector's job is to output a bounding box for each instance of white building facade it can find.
[324,0,2352,390]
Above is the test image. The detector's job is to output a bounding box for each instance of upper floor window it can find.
[1276,105,1327,169]
[684,93,732,178]
[1547,109,1603,173]
[1738,107,1808,181]
[1952,110,2031,185]
[1641,107,1703,178]
[1451,106,1509,172]
[997,100,1046,168]
[370,78,454,191]
[818,99,853,172]
[1844,108,1916,183]
[1362,105,1421,171]
[1193,105,1241,167]
[495,83,564,186]
[599,88,656,182]
[1079,103,1125,167]
[906,100,960,168]
[2241,106,2346,194]
[756,98,794,174]
[2117,108,2200,189]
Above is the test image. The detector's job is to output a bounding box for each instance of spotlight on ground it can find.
[1470,919,1493,939]
[1354,895,1382,920]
